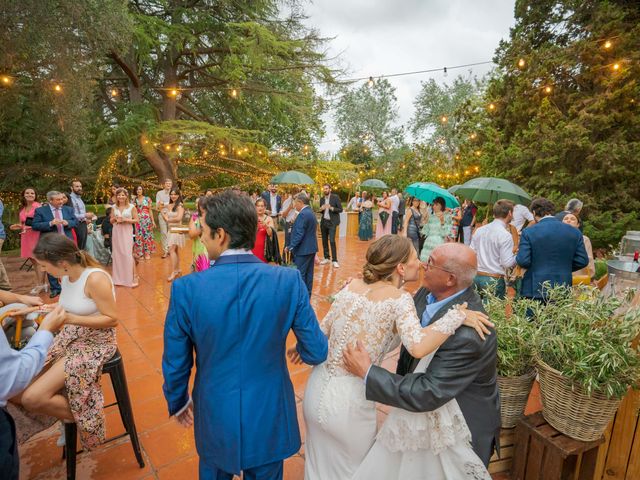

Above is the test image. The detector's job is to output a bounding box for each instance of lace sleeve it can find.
[430,306,465,335]
[394,293,426,351]
[320,290,343,336]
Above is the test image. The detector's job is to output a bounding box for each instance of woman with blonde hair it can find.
[110,187,139,287]
[14,234,119,450]
[293,235,493,479]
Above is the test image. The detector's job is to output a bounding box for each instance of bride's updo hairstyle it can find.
[362,234,413,284]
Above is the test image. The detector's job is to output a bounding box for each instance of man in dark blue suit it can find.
[516,197,589,301]
[162,190,327,480]
[286,193,318,295]
[31,191,78,297]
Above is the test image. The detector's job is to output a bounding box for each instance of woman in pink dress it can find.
[251,198,274,262]
[375,191,393,239]
[110,188,139,287]
[9,188,45,294]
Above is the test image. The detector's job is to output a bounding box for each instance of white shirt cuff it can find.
[363,365,373,385]
[173,397,192,417]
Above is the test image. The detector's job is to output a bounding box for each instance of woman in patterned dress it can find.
[133,185,156,260]
[15,234,119,450]
[357,193,374,241]
[420,196,453,262]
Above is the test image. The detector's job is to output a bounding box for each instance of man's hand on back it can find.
[343,340,371,379]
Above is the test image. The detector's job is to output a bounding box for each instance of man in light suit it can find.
[516,197,589,301]
[286,193,318,295]
[162,190,327,480]
[32,191,78,297]
[318,183,343,267]
[343,243,500,466]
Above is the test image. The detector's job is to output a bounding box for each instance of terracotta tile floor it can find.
[4,235,526,479]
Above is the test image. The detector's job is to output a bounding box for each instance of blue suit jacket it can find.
[516,217,589,299]
[32,204,77,240]
[288,206,318,256]
[162,254,327,473]
[261,191,282,216]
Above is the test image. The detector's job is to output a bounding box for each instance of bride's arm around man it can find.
[344,243,501,466]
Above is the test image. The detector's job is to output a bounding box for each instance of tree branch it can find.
[109,51,140,88]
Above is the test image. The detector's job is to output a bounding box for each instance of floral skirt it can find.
[134,214,156,257]
[45,324,117,450]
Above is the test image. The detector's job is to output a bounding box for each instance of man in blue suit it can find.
[162,190,327,480]
[286,193,318,295]
[516,197,589,301]
[31,191,78,297]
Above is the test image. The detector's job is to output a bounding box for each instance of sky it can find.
[301,0,517,152]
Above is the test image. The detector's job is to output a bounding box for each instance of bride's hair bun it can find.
[362,235,413,284]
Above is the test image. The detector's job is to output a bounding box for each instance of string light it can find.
[230,88,238,98]
[367,77,374,87]
[612,63,620,71]
[53,84,62,93]
[1,75,11,85]
[470,133,477,140]
[518,58,526,68]
[168,88,178,97]
[110,88,118,97]
[440,115,448,123]
[544,86,552,94]
[488,103,496,111]
[164,145,171,151]
[604,40,612,49]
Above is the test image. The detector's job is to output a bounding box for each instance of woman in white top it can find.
[110,187,139,287]
[15,234,119,450]
[163,189,185,281]
[289,235,493,479]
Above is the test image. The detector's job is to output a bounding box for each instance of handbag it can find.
[379,211,389,228]
[25,217,34,227]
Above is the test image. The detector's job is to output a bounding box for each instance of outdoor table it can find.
[346,211,359,237]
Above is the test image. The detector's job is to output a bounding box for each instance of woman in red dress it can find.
[9,188,45,293]
[252,198,274,262]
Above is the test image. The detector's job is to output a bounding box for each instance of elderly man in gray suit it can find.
[344,243,500,466]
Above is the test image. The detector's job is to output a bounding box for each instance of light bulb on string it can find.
[54,84,62,93]
[367,77,374,87]
[443,67,448,77]
[168,88,178,97]
[440,115,448,123]
[110,88,118,97]
[544,86,552,94]
[518,58,526,68]
[230,88,238,98]
[1,75,11,85]
[488,103,496,111]
[604,40,612,49]
[612,63,620,72]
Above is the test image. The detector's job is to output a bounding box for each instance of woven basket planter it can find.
[498,368,537,428]
[537,358,621,441]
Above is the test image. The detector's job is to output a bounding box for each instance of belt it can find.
[478,271,503,279]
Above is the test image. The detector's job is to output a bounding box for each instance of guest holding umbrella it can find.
[419,196,452,261]
[110,188,139,287]
[9,188,46,294]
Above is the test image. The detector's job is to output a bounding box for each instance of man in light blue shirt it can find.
[0,292,66,480]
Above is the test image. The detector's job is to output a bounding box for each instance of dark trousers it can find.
[320,219,337,262]
[0,408,19,480]
[294,253,315,296]
[199,459,283,480]
[284,221,294,248]
[391,211,399,234]
[74,222,88,250]
[47,273,61,295]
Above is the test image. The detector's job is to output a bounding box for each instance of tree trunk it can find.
[140,133,176,183]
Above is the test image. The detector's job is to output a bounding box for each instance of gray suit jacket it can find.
[365,287,501,466]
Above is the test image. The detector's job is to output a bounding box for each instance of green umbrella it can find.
[405,182,460,208]
[448,184,461,194]
[360,178,388,189]
[455,177,531,205]
[271,170,315,185]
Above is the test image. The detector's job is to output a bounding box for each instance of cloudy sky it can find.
[301,0,517,152]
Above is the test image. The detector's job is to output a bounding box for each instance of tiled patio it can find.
[4,235,531,479]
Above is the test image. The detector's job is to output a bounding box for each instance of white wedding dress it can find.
[303,287,490,480]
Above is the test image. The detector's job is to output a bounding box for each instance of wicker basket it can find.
[498,369,537,428]
[536,358,621,441]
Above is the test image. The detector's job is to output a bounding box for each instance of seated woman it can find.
[13,233,118,450]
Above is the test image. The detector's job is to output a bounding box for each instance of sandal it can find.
[132,276,140,288]
[167,271,182,282]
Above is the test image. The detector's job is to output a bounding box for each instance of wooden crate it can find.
[512,412,604,480]
[489,428,517,474]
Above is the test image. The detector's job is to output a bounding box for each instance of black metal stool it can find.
[63,349,145,479]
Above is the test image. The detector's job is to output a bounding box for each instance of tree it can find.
[333,78,405,162]
[481,0,640,247]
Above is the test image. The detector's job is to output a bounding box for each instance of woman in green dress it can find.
[358,193,374,241]
[188,196,210,272]
[419,196,453,262]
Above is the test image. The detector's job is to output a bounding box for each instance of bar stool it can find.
[63,349,145,480]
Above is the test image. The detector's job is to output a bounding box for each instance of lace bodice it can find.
[321,287,464,379]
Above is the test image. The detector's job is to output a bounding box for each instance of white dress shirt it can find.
[269,193,278,217]
[323,195,331,220]
[389,194,400,213]
[511,204,534,232]
[470,219,516,275]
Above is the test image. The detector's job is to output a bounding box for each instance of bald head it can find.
[431,243,478,291]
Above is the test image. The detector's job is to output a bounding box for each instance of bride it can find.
[289,235,492,479]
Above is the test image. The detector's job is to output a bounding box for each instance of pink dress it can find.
[19,202,41,259]
[111,205,135,287]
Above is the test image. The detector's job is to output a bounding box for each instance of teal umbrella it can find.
[271,170,315,185]
[360,178,388,189]
[455,177,531,205]
[405,182,460,208]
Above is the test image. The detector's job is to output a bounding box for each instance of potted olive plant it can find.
[484,290,538,428]
[534,285,640,441]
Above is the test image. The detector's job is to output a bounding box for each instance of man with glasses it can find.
[344,243,500,467]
